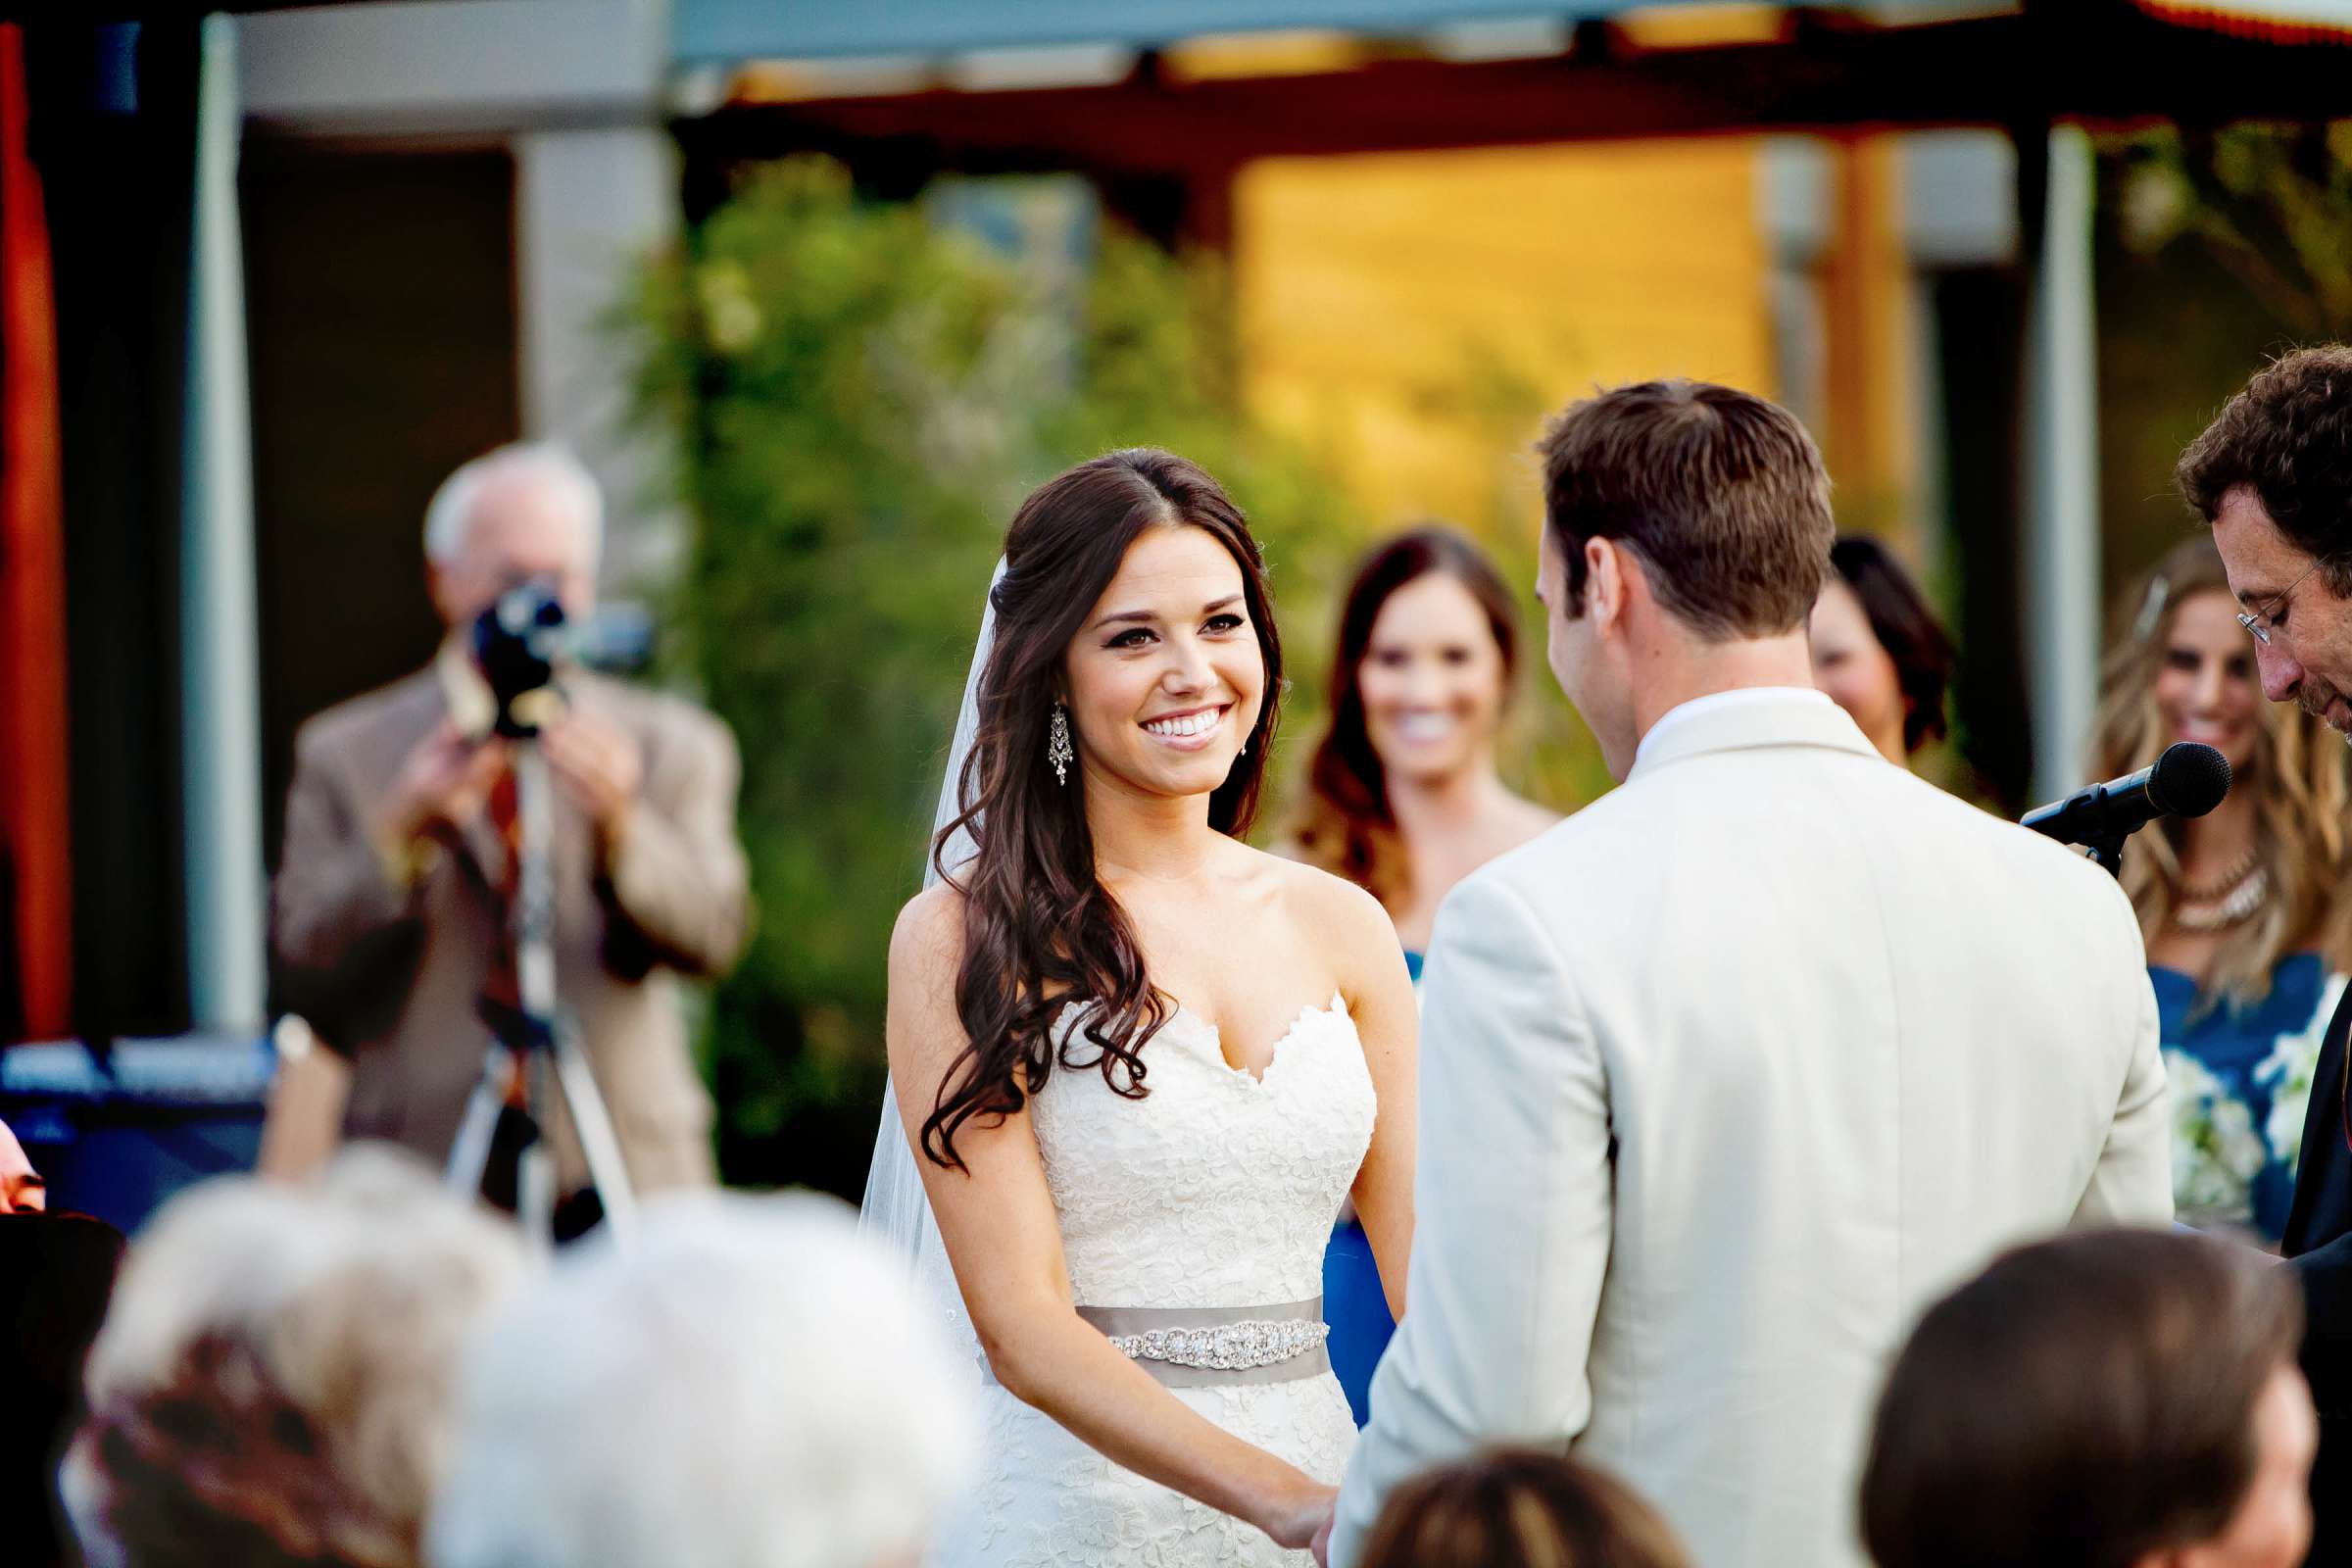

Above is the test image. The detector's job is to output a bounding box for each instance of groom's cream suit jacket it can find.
[1331,689,2172,1568]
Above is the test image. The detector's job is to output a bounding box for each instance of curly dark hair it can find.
[2178,344,2352,592]
[920,449,1282,1172]
[1827,534,1954,754]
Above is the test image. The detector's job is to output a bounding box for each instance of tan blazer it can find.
[1331,690,2172,1568]
[270,664,750,1194]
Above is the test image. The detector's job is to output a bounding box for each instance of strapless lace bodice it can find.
[1034,994,1376,1310]
[935,993,1379,1568]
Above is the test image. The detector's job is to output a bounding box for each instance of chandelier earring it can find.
[1048,704,1075,786]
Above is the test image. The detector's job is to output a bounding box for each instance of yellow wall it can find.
[1818,134,1918,540]
[1234,140,1775,532]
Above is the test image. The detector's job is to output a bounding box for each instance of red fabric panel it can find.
[0,22,73,1039]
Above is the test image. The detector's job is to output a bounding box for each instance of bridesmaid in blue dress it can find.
[2089,540,2352,1245]
[1288,527,1558,1423]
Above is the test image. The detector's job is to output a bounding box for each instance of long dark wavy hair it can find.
[1291,526,1519,910]
[1827,534,1955,755]
[919,449,1284,1171]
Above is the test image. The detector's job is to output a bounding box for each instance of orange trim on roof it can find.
[2132,0,2352,43]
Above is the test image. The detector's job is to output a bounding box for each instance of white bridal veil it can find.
[858,559,1004,1363]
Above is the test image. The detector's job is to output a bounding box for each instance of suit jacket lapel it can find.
[2287,981,2352,1255]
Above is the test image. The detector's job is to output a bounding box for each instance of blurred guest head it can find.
[1,1114,46,1212]
[62,1147,524,1568]
[426,1191,977,1568]
[2091,537,2352,1007]
[1356,1447,1690,1568]
[2183,345,2352,738]
[421,442,603,629]
[1862,1228,2314,1568]
[1536,379,1833,778]
[1811,535,1954,766]
[1293,525,1522,906]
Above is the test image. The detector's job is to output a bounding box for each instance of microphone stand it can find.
[2027,778,2135,879]
[444,730,639,1253]
[2083,830,2128,879]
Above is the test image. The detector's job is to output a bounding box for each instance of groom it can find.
[1322,380,2173,1568]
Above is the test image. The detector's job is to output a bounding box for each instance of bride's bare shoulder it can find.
[1239,843,1392,951]
[890,882,967,986]
[888,886,973,1075]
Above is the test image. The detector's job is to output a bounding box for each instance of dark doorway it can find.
[240,143,522,865]
[1933,266,2032,815]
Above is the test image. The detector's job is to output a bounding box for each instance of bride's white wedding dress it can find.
[932,991,1377,1568]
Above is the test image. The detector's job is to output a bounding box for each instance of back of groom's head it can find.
[1538,379,1832,640]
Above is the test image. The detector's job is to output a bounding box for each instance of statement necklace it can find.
[2172,854,2269,932]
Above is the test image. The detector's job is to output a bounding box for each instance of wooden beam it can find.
[677,2,2352,181]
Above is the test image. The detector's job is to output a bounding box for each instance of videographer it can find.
[269,444,748,1228]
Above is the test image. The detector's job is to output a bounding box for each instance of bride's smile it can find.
[1140,703,1230,750]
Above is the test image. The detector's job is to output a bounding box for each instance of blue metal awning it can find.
[673,0,2352,71]
[674,0,1843,67]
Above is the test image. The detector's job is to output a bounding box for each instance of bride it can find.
[873,448,1417,1564]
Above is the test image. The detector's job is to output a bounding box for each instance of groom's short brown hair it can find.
[1539,379,1833,639]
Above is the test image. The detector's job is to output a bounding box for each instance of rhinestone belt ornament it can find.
[1103,1318,1332,1372]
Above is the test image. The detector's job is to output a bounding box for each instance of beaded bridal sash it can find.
[980,1298,1333,1390]
[1077,1299,1331,1388]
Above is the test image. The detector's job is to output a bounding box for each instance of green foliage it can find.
[1393,337,1616,809]
[622,159,1349,1195]
[2111,122,2352,339]
[2093,123,2352,605]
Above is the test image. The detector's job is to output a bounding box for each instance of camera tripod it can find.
[444,738,638,1250]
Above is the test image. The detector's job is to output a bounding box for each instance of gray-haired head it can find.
[423,442,603,564]
[421,442,604,630]
[425,1190,979,1568]
[63,1146,527,1568]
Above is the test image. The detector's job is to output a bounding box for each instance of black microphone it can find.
[2020,742,2232,865]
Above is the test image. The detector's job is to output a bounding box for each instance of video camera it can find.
[469,579,567,738]
[466,579,654,738]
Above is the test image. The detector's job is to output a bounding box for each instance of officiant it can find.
[2181,344,2352,1564]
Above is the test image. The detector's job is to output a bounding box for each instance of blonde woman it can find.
[2091,537,2352,1243]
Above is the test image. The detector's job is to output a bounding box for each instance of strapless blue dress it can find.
[1321,949,1416,1425]
[2151,953,2343,1245]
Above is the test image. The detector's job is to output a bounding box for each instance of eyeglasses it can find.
[2236,555,2341,647]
